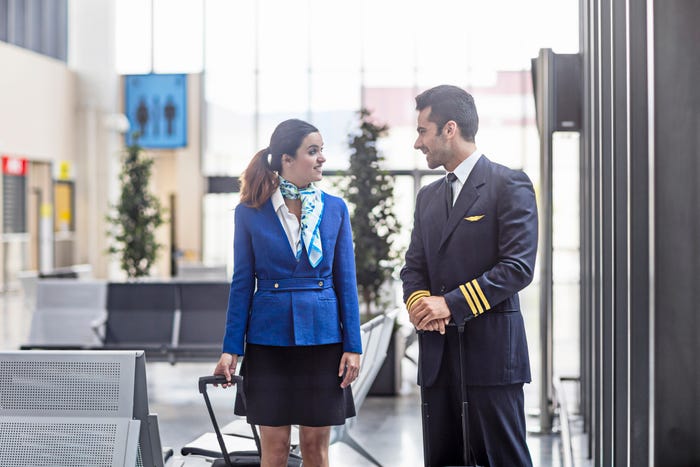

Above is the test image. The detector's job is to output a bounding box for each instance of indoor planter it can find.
[341,109,403,395]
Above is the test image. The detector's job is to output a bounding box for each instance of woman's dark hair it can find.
[240,119,319,208]
[415,85,479,142]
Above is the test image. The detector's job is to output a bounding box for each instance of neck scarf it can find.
[278,175,324,268]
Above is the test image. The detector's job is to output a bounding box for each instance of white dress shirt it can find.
[270,188,301,256]
[448,150,482,206]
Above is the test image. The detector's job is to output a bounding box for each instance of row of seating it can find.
[0,350,167,467]
[4,309,400,466]
[22,280,230,363]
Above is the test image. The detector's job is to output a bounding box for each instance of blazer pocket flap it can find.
[464,214,485,222]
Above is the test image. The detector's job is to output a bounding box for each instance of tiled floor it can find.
[1,288,590,467]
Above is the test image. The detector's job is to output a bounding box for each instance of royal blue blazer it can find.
[222,192,362,356]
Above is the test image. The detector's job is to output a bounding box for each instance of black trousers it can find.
[420,329,532,467]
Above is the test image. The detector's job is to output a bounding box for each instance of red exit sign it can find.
[2,156,27,176]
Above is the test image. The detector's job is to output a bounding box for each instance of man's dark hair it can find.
[415,85,479,142]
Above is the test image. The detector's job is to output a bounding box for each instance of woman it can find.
[214,119,362,467]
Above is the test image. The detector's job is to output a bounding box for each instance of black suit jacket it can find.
[401,155,538,387]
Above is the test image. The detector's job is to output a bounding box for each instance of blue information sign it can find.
[125,74,188,149]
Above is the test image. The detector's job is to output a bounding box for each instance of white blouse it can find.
[270,188,301,257]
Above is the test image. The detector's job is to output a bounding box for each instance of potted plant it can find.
[106,134,165,278]
[340,109,403,395]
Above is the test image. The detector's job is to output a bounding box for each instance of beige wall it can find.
[0,42,77,162]
[0,42,77,286]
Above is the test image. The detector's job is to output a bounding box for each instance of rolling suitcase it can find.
[419,324,482,467]
[197,374,303,467]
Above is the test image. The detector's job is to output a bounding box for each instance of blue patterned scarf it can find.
[278,175,324,268]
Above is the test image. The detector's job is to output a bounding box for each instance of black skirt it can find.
[234,343,356,427]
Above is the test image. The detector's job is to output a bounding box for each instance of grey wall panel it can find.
[653,1,700,465]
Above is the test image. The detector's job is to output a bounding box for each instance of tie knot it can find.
[446,172,457,183]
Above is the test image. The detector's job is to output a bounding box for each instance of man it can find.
[401,85,537,466]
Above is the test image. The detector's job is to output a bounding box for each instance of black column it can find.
[582,0,700,465]
[653,1,700,464]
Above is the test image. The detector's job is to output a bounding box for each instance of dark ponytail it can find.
[239,119,319,209]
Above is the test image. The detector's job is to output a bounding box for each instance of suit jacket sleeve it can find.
[401,188,432,310]
[222,204,255,355]
[445,169,538,324]
[333,200,363,353]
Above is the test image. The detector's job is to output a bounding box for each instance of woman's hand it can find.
[213,352,238,388]
[338,352,361,389]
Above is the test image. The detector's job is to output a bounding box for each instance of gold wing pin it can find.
[464,215,485,222]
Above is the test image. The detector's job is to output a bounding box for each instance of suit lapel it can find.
[426,181,449,229]
[439,156,489,250]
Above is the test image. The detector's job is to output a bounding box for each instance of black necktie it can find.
[445,172,457,213]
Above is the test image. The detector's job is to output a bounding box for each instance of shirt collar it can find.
[271,187,285,212]
[451,150,482,184]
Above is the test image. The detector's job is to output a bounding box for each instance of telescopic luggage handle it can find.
[198,374,244,393]
[199,374,248,408]
[197,374,258,467]
[418,322,477,466]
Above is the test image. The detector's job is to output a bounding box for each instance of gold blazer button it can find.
[318,281,324,287]
[274,283,279,288]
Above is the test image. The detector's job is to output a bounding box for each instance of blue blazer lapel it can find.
[439,156,489,250]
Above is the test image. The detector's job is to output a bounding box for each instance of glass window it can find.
[202,193,238,275]
[308,0,362,72]
[361,0,415,88]
[257,0,309,74]
[115,0,204,74]
[203,0,257,176]
[153,0,203,73]
[115,0,152,74]
[204,85,256,176]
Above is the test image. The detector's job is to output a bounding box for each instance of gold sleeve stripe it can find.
[406,292,429,310]
[471,279,491,310]
[407,290,430,306]
[459,284,478,316]
[465,282,484,314]
[406,290,430,310]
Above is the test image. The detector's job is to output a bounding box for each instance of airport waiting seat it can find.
[173,281,229,361]
[97,282,179,361]
[0,350,167,467]
[22,279,107,349]
[23,279,230,364]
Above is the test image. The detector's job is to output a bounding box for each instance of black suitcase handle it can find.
[198,374,244,394]
[199,375,248,415]
[198,374,259,467]
[418,323,478,466]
